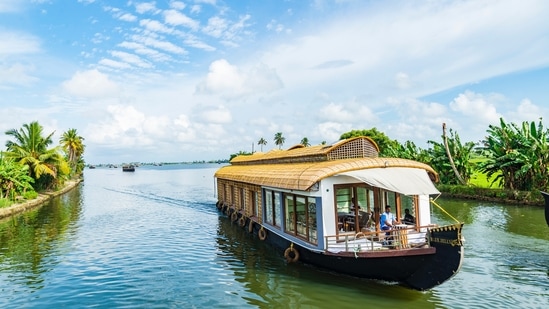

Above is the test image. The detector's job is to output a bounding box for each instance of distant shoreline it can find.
[0,178,83,220]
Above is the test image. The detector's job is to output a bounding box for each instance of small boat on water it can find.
[214,136,464,290]
[541,191,549,226]
[122,164,135,172]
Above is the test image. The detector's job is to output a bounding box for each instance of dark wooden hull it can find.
[218,206,464,291]
[541,191,549,226]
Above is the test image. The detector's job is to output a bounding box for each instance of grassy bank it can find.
[437,184,545,206]
[0,178,83,220]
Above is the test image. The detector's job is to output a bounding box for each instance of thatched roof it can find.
[215,157,438,191]
[231,136,380,165]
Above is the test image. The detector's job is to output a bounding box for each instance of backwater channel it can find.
[0,164,548,308]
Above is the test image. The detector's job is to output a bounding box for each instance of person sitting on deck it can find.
[403,208,416,225]
[380,205,399,231]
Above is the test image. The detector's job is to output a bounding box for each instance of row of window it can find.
[219,181,318,244]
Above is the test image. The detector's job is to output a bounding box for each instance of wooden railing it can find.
[324,225,431,253]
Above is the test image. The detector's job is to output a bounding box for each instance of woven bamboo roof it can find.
[231,136,380,165]
[215,157,438,191]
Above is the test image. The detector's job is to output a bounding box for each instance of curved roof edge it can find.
[215,157,438,191]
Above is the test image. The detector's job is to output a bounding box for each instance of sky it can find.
[1,0,549,165]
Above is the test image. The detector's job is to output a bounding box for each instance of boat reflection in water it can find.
[214,137,464,291]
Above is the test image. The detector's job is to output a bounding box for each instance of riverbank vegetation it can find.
[251,117,548,205]
[0,121,85,208]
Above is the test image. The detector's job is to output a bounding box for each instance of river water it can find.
[0,164,547,308]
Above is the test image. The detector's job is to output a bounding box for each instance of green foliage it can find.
[0,156,35,200]
[428,129,475,185]
[274,132,285,149]
[60,128,85,177]
[257,137,267,152]
[436,184,543,204]
[230,150,253,161]
[4,121,65,190]
[0,198,12,208]
[23,190,38,200]
[478,118,549,191]
[3,122,85,192]
[384,140,432,164]
[340,128,400,156]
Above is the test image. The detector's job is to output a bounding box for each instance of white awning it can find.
[339,167,440,195]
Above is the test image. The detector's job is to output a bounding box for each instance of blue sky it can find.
[1,0,548,164]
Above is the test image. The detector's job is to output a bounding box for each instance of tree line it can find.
[248,117,549,193]
[0,121,85,206]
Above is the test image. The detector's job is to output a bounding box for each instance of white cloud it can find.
[395,72,411,90]
[512,99,544,123]
[131,34,188,55]
[110,50,153,68]
[449,91,502,125]
[140,19,174,34]
[62,69,119,98]
[170,1,186,10]
[200,106,232,124]
[0,31,41,55]
[195,59,283,98]
[0,63,38,86]
[203,16,227,38]
[135,2,160,15]
[164,9,200,30]
[118,12,137,22]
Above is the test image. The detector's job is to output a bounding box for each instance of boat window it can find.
[274,193,282,227]
[285,195,296,234]
[283,193,317,244]
[240,188,245,210]
[230,185,235,205]
[335,188,352,213]
[251,190,259,217]
[296,196,307,238]
[308,201,317,243]
[265,189,274,224]
[264,189,282,228]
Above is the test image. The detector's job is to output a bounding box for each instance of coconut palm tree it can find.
[300,137,310,147]
[60,128,85,176]
[4,121,67,190]
[274,132,285,149]
[257,137,267,152]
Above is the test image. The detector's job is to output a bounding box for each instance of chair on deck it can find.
[358,211,371,232]
[344,215,355,231]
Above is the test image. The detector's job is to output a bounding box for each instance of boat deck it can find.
[325,228,427,253]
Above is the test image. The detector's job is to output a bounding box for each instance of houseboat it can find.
[214,137,464,291]
[541,191,549,226]
[122,164,135,172]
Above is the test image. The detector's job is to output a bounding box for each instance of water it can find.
[0,164,548,308]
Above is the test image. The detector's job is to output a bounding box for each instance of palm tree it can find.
[4,121,66,190]
[257,137,267,152]
[60,128,85,176]
[274,132,285,149]
[427,128,474,185]
[300,137,310,147]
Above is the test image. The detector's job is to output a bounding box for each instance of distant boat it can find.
[88,165,96,169]
[541,191,549,226]
[122,165,135,172]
